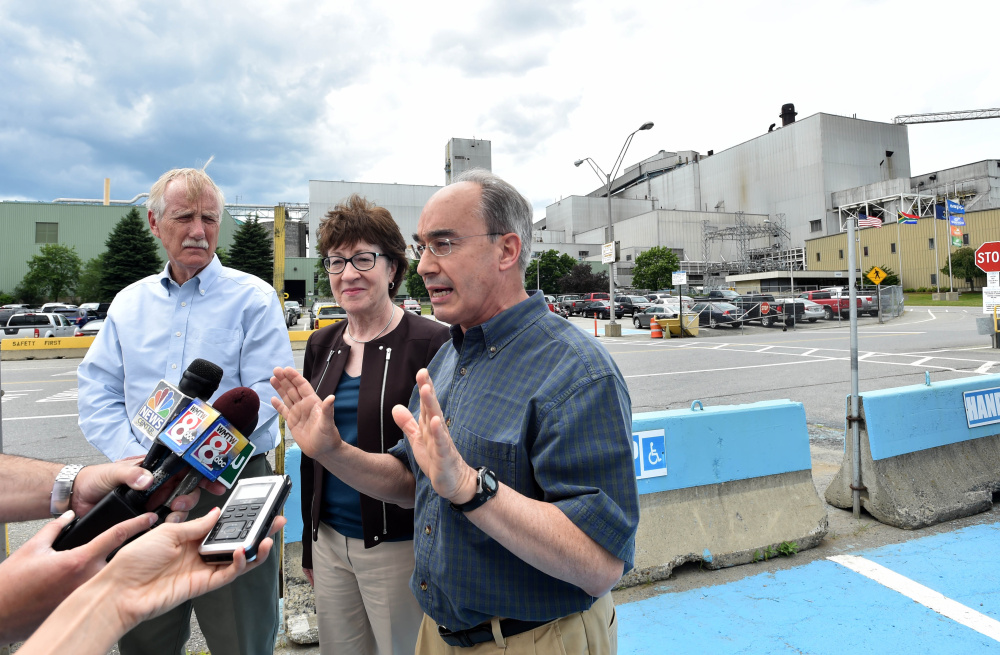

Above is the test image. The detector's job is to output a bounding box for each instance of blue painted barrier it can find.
[284,444,304,545]
[825,373,1000,529]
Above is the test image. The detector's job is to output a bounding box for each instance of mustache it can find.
[182,239,210,249]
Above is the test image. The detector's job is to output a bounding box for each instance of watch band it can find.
[449,466,498,513]
[50,464,85,517]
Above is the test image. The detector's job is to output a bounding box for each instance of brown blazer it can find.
[299,310,451,568]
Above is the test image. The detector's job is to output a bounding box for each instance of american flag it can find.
[858,213,882,228]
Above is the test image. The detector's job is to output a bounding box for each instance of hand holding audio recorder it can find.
[199,475,291,563]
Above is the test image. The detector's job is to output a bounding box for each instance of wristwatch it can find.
[50,464,85,517]
[450,466,499,513]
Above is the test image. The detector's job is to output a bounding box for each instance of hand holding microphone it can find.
[53,361,260,552]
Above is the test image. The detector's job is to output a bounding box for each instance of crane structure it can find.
[893,108,1000,124]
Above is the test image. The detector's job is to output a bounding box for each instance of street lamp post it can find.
[575,122,654,335]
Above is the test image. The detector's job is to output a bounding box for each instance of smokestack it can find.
[780,103,797,127]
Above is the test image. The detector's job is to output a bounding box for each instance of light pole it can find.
[575,121,654,334]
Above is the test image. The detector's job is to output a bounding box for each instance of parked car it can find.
[566,292,610,316]
[689,302,741,328]
[632,305,677,329]
[284,303,299,328]
[618,295,652,317]
[557,294,583,315]
[3,313,76,339]
[777,298,824,323]
[798,290,857,320]
[284,300,301,320]
[39,302,77,313]
[580,300,625,320]
[400,298,421,315]
[314,304,347,329]
[75,318,106,337]
[821,287,877,316]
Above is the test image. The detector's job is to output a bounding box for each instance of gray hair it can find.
[454,169,533,273]
[147,166,225,222]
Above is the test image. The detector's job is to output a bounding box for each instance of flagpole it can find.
[933,202,940,293]
[896,200,902,287]
[946,194,954,293]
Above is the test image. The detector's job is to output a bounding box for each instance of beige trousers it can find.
[414,593,617,655]
[312,522,423,655]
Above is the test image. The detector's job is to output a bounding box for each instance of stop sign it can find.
[760,301,770,315]
[975,242,1000,273]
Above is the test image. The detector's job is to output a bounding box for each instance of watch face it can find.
[481,469,499,494]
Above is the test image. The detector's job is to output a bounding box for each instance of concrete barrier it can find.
[1,330,314,360]
[619,399,828,587]
[825,374,1000,529]
[280,400,828,639]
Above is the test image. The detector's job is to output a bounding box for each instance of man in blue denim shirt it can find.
[272,169,639,654]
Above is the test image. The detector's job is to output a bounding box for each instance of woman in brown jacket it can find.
[300,195,449,654]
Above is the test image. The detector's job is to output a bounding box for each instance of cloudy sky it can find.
[1,0,996,219]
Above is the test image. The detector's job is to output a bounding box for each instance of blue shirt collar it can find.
[450,290,549,357]
[158,254,221,293]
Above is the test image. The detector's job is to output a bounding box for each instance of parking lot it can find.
[3,304,999,652]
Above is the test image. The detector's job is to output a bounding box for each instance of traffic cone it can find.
[650,319,663,339]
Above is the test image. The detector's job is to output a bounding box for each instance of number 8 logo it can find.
[195,432,232,468]
[168,411,202,442]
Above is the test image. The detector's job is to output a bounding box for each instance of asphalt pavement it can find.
[3,306,999,653]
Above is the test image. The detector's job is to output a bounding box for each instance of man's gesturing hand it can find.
[391,369,478,505]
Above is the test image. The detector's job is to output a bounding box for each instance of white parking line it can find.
[829,555,1000,643]
[3,413,78,421]
[976,362,996,374]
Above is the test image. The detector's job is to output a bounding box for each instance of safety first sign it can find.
[633,429,667,479]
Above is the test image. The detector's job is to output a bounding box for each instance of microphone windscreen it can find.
[213,387,260,436]
[179,358,224,400]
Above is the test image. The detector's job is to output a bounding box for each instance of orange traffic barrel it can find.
[650,319,663,339]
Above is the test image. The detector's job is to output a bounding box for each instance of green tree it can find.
[228,217,274,282]
[557,263,609,294]
[21,244,82,302]
[215,247,231,267]
[524,250,577,294]
[315,258,332,297]
[76,255,106,302]
[942,247,984,290]
[404,260,428,299]
[863,265,899,287]
[0,290,14,305]
[100,207,163,300]
[13,280,42,305]
[631,246,680,291]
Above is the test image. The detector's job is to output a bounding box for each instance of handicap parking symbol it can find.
[633,429,667,479]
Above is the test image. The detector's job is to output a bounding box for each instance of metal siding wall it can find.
[805,209,1000,289]
[0,201,237,297]
[308,181,441,257]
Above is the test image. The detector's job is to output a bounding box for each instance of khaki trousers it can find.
[414,593,617,655]
[313,522,423,655]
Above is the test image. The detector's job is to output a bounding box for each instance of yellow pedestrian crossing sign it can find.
[867,266,887,285]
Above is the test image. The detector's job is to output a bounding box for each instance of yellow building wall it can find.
[805,208,1000,290]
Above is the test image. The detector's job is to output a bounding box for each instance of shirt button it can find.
[459,367,467,376]
[171,364,177,369]
[490,346,497,354]
[420,581,428,591]
[424,525,432,535]
[175,332,182,337]
[181,302,187,307]
[200,290,205,295]
[445,418,452,427]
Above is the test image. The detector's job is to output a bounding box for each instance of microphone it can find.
[52,387,259,552]
[134,359,224,471]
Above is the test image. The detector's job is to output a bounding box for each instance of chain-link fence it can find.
[877,285,905,320]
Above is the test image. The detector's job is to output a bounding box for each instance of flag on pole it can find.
[935,205,947,220]
[898,210,918,225]
[858,214,882,228]
[950,225,962,237]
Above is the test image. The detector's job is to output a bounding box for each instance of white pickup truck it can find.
[2,312,77,339]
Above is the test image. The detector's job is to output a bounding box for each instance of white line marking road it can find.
[829,555,1000,643]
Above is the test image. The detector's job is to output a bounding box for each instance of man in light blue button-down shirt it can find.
[77,167,294,655]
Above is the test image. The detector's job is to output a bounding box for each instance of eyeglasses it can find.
[322,251,385,274]
[412,233,502,258]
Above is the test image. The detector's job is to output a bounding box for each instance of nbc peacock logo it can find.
[147,388,175,419]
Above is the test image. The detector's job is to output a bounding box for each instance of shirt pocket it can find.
[187,326,243,363]
[453,426,518,488]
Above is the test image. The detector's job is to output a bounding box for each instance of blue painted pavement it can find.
[617,523,1000,654]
